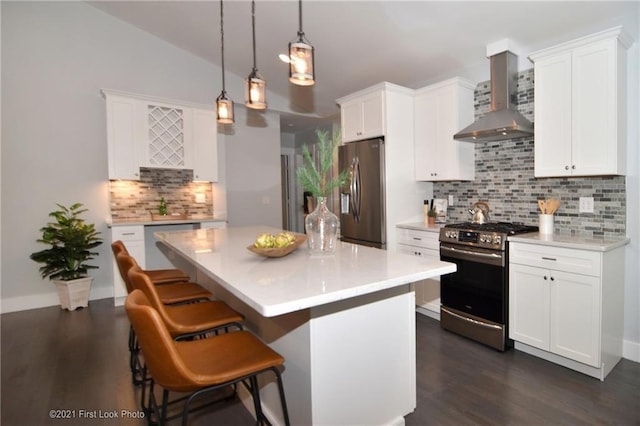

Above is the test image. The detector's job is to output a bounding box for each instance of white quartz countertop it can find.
[154,226,457,317]
[508,232,630,252]
[396,222,446,233]
[108,216,226,227]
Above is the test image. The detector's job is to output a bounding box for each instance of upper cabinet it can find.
[102,90,219,182]
[105,93,140,180]
[529,26,632,177]
[337,87,386,142]
[414,78,476,181]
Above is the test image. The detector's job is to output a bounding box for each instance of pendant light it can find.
[216,0,234,124]
[245,0,267,109]
[287,0,315,86]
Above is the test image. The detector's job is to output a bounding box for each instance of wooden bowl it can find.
[247,234,307,258]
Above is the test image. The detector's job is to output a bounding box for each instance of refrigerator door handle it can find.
[350,157,361,222]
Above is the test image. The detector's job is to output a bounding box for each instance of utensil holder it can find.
[539,214,554,235]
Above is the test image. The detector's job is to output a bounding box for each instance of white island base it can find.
[199,275,416,426]
[156,227,456,425]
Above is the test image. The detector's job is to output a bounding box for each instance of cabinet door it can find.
[360,91,385,139]
[534,52,573,177]
[341,101,363,143]
[414,92,439,180]
[140,101,187,169]
[571,39,618,176]
[397,244,440,309]
[509,264,550,350]
[105,95,140,180]
[191,108,218,182]
[341,91,385,143]
[550,270,600,367]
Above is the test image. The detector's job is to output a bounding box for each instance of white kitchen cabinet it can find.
[529,26,632,177]
[102,90,219,182]
[338,89,385,142]
[190,108,218,182]
[414,78,475,181]
[509,241,625,380]
[104,93,141,180]
[110,225,146,306]
[397,226,441,319]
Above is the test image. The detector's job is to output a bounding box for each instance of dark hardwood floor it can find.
[2,298,639,425]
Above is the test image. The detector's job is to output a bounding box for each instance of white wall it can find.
[225,107,282,228]
[0,2,286,312]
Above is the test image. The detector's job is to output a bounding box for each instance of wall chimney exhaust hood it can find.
[454,50,533,142]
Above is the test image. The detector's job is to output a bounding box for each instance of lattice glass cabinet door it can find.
[147,104,185,167]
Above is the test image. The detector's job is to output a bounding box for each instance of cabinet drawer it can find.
[398,243,438,258]
[510,242,601,277]
[397,228,439,250]
[111,225,144,241]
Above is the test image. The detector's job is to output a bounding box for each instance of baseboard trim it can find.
[623,338,640,363]
[1,286,113,314]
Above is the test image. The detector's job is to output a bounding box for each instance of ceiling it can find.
[89,1,637,133]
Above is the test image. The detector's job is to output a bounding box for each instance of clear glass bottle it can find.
[305,196,339,255]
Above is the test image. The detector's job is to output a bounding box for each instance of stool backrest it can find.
[125,290,196,391]
[126,265,182,335]
[114,251,139,294]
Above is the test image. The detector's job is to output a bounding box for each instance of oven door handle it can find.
[441,306,503,331]
[440,245,504,267]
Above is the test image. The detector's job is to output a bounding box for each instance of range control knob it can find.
[494,235,502,245]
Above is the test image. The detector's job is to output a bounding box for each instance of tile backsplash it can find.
[109,168,213,220]
[433,69,626,238]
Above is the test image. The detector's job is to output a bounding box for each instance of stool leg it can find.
[272,368,291,426]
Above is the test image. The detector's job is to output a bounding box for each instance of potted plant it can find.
[30,203,103,310]
[297,129,349,254]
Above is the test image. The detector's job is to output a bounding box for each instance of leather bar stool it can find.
[113,248,212,386]
[111,240,190,285]
[126,260,244,411]
[125,290,290,426]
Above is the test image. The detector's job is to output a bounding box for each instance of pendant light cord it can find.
[251,0,257,70]
[220,0,226,92]
[297,0,304,38]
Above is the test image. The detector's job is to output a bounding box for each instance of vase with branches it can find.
[297,129,348,254]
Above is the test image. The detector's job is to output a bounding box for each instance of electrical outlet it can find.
[448,195,455,206]
[579,197,594,213]
[195,193,206,204]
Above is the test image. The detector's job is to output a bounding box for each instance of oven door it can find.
[440,243,506,324]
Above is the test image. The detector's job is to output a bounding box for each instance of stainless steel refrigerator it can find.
[338,138,386,249]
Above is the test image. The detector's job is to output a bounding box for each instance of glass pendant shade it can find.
[288,39,314,86]
[216,92,234,124]
[245,71,267,109]
[216,0,234,124]
[245,1,266,110]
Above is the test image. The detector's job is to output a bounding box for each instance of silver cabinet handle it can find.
[542,257,557,261]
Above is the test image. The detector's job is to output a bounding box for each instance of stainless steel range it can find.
[439,222,537,351]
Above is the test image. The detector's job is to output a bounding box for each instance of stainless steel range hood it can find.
[454,50,533,142]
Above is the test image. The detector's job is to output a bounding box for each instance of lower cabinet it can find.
[509,241,625,380]
[111,225,145,305]
[397,226,441,319]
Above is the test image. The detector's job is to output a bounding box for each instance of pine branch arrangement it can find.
[296,129,349,198]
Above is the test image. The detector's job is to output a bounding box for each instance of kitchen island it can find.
[155,226,456,426]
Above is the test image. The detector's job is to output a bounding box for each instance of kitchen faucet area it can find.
[2,2,639,425]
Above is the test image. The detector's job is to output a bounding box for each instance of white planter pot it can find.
[52,277,93,311]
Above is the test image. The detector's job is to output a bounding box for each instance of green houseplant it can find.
[30,203,103,310]
[297,129,349,255]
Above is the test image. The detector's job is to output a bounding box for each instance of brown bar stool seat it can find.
[113,246,212,305]
[127,265,244,338]
[111,240,190,285]
[125,290,290,426]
